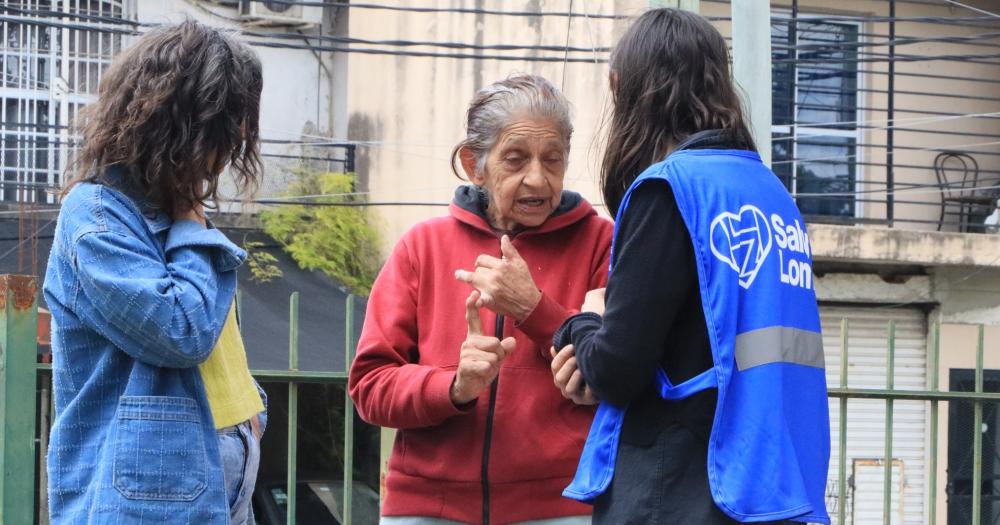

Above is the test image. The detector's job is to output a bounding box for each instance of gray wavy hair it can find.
[451,74,573,179]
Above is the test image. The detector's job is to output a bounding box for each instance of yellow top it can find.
[199,303,265,429]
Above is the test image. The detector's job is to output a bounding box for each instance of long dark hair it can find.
[601,8,756,216]
[64,20,263,213]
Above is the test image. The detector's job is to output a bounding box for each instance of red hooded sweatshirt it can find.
[349,186,613,524]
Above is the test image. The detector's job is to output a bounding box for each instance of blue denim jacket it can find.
[43,176,247,524]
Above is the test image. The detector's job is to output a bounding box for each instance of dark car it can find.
[252,479,380,525]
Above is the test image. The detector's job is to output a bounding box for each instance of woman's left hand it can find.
[455,235,542,321]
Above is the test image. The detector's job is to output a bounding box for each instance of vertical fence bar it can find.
[928,324,939,525]
[972,324,984,525]
[39,381,50,525]
[0,275,38,525]
[287,292,300,525]
[838,319,848,525]
[343,294,355,525]
[883,321,895,525]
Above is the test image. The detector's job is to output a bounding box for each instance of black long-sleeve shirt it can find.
[553,181,716,443]
[553,131,784,524]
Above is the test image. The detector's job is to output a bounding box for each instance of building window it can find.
[772,16,861,220]
[0,1,131,204]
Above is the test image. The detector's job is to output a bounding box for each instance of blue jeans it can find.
[218,418,261,525]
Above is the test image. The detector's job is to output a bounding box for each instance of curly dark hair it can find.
[601,8,757,216]
[64,20,263,213]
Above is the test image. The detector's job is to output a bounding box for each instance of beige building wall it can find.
[349,0,1000,253]
[347,1,651,251]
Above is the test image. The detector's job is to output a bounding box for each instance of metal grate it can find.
[0,0,132,204]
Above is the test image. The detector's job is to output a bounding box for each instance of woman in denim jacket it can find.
[44,21,267,524]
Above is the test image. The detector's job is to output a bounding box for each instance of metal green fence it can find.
[0,278,362,525]
[827,320,999,525]
[247,291,359,525]
[1,271,998,524]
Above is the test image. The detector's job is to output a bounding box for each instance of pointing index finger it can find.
[466,290,483,336]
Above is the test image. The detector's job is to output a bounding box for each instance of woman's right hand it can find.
[451,291,517,405]
[550,344,599,405]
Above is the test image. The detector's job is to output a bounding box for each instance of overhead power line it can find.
[0,14,609,63]
[0,0,622,21]
[254,0,622,20]
[0,5,612,55]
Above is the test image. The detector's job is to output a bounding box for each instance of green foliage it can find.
[243,240,283,283]
[260,170,380,295]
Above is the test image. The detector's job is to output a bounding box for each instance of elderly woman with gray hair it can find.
[349,74,612,525]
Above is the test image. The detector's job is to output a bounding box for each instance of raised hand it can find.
[454,235,542,321]
[450,290,517,405]
[550,344,598,406]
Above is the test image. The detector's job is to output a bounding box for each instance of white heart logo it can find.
[710,205,772,289]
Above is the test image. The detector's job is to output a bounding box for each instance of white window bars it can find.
[0,0,133,204]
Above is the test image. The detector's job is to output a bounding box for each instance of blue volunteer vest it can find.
[564,149,831,524]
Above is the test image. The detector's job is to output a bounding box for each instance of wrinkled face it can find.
[464,116,568,232]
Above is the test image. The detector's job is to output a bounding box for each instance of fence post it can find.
[883,321,895,525]
[928,324,940,525]
[343,294,355,525]
[837,319,848,525]
[0,275,39,525]
[972,324,985,525]
[287,292,300,525]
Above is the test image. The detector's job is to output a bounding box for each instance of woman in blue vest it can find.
[551,8,830,525]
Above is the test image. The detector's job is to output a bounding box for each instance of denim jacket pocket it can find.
[112,396,208,501]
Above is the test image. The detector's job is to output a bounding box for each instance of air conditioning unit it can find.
[239,1,323,26]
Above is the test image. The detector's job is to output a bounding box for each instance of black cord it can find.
[243,0,621,20]
[0,15,608,63]
[0,5,611,55]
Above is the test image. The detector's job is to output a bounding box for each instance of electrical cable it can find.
[14,4,1000,58]
[244,0,621,20]
[5,2,995,221]
[12,108,1000,150]
[773,139,1000,166]
[0,14,610,63]
[1,1,622,21]
[253,199,448,207]
[942,0,1000,20]
[560,0,575,89]
[709,13,1000,27]
[11,6,1000,66]
[0,4,614,53]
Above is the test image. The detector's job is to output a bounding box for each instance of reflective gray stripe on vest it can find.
[735,326,825,371]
